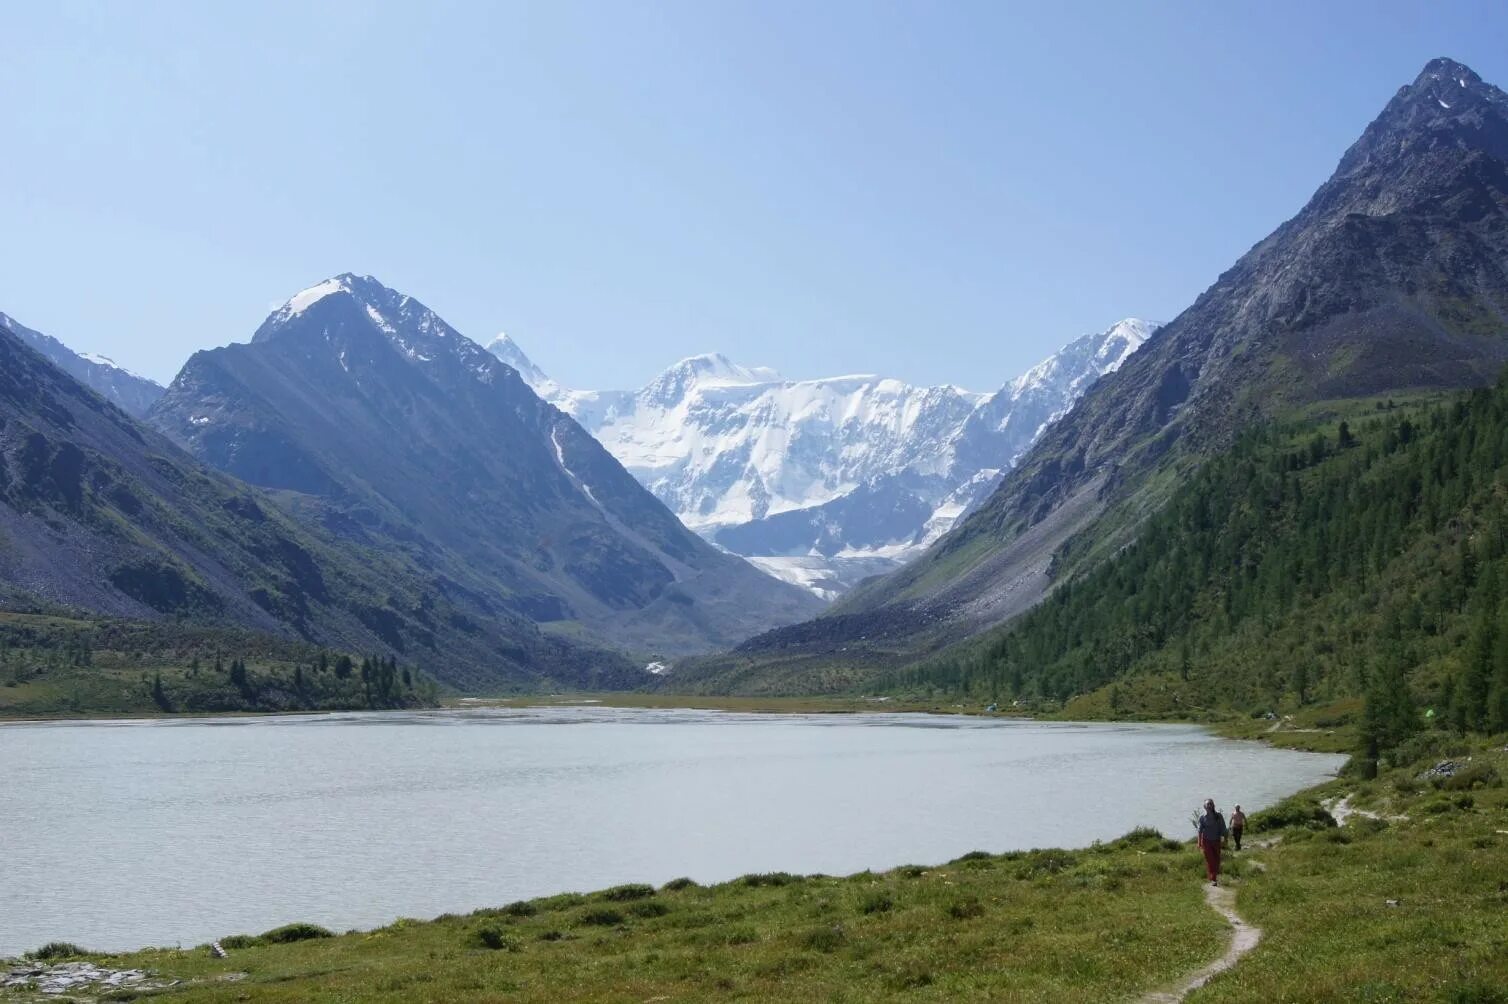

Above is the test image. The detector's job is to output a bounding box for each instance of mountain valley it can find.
[681,57,1508,694]
[491,319,1154,599]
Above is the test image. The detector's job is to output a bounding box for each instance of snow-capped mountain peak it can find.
[280,276,352,318]
[485,332,557,392]
[492,318,1157,599]
[253,274,496,371]
[260,274,434,338]
[665,352,781,386]
[1005,318,1154,400]
[641,353,782,407]
[263,273,406,327]
[1093,317,1156,372]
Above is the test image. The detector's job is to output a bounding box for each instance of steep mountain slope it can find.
[490,319,1153,598]
[688,57,1508,688]
[892,387,1508,745]
[149,275,819,657]
[1,311,163,417]
[0,321,637,692]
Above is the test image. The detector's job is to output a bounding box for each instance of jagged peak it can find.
[255,273,451,346]
[485,332,555,391]
[1393,56,1505,115]
[1006,318,1157,398]
[280,273,366,316]
[241,274,531,390]
[1411,56,1483,90]
[1331,57,1508,183]
[262,273,414,325]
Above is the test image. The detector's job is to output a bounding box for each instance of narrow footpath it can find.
[1141,791,1390,1002]
[1138,880,1263,1003]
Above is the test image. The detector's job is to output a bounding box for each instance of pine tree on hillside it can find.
[1362,658,1417,758]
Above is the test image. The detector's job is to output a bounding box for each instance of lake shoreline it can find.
[3,708,1343,962]
[5,766,1346,965]
[8,737,1500,1002]
[0,689,1353,755]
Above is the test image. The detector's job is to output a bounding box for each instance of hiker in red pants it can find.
[1196,798,1229,885]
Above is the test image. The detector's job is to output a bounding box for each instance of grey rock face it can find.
[0,317,642,691]
[149,275,820,658]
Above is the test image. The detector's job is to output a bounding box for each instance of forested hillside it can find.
[891,379,1508,750]
[0,611,439,716]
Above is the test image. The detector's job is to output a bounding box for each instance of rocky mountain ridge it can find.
[0,311,164,417]
[684,57,1508,688]
[0,317,640,691]
[149,274,820,658]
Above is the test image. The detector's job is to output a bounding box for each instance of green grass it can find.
[1057,681,1364,754]
[1189,741,1508,1003]
[49,832,1228,1003]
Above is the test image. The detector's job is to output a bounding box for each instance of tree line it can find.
[886,379,1508,754]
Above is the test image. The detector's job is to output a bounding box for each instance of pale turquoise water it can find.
[0,707,1344,955]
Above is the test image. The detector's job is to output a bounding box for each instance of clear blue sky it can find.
[3,1,1506,391]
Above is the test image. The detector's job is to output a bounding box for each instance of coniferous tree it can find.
[1361,658,1416,758]
[229,658,249,693]
[151,672,171,712]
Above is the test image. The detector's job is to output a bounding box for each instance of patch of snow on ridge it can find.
[364,304,397,335]
[282,277,349,317]
[77,351,143,377]
[550,428,600,507]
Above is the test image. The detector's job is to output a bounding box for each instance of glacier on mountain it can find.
[488,319,1156,600]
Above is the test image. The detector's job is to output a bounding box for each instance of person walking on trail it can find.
[1230,804,1247,851]
[1196,798,1229,885]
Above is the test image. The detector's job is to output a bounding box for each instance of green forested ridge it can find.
[0,612,439,716]
[890,379,1508,750]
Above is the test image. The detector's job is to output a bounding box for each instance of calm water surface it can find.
[0,707,1344,955]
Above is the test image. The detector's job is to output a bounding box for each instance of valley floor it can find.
[6,739,1503,1002]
